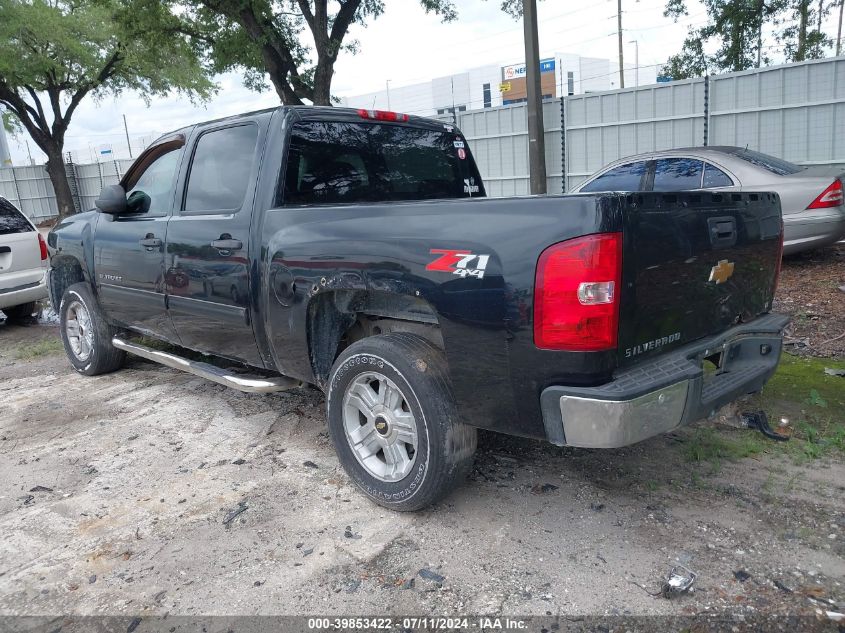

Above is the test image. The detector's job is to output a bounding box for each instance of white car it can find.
[0,197,48,320]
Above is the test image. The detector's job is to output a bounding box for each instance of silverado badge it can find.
[708,259,735,284]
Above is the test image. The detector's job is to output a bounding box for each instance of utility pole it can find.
[628,39,639,87]
[123,114,133,159]
[837,0,843,56]
[617,0,625,89]
[523,0,547,194]
[386,80,392,110]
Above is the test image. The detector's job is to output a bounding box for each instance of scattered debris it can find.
[399,578,415,590]
[222,501,248,528]
[824,367,845,377]
[772,579,793,593]
[343,526,361,539]
[303,460,319,469]
[663,564,697,598]
[530,483,559,495]
[127,617,142,633]
[88,575,97,584]
[418,568,445,584]
[232,458,246,465]
[302,547,314,557]
[733,570,752,582]
[18,495,34,506]
[253,580,263,587]
[29,485,53,493]
[590,502,605,512]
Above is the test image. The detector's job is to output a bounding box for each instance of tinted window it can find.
[724,148,802,176]
[0,198,34,235]
[282,121,485,205]
[126,148,181,215]
[579,162,647,192]
[185,125,258,212]
[653,158,704,191]
[703,163,733,188]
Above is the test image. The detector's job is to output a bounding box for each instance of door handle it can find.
[139,236,162,248]
[211,239,243,251]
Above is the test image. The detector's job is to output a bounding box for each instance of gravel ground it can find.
[0,319,843,627]
[775,243,845,357]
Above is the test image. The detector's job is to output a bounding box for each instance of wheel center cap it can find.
[375,416,390,436]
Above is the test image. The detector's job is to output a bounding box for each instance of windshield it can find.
[282,121,485,205]
[724,148,803,176]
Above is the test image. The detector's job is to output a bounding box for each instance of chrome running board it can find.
[111,337,301,393]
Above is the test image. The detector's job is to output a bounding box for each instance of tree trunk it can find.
[44,149,76,219]
[312,59,333,105]
[797,0,810,60]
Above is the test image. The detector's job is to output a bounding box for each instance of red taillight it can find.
[357,108,409,122]
[806,180,843,209]
[37,233,48,261]
[534,232,623,351]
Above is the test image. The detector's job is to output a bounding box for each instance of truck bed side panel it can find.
[257,195,622,438]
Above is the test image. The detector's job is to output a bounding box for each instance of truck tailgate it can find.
[618,191,782,366]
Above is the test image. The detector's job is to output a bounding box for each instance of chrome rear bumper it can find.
[540,313,790,449]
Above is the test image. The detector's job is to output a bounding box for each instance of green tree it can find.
[0,0,213,218]
[663,0,784,79]
[779,0,831,61]
[181,0,457,106]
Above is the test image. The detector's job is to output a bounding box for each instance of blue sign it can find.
[657,76,673,83]
[99,148,113,155]
[540,58,556,73]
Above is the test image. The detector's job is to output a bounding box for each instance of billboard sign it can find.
[502,58,555,80]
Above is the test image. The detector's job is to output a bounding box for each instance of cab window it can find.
[580,161,647,192]
[184,125,259,213]
[652,158,704,191]
[125,149,182,215]
[702,162,734,188]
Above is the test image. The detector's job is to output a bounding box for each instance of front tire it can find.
[326,333,476,511]
[59,282,125,376]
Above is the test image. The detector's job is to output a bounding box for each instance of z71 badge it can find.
[426,249,491,279]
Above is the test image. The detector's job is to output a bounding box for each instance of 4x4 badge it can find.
[709,259,735,284]
[426,249,490,279]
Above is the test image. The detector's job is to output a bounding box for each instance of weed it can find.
[14,338,63,360]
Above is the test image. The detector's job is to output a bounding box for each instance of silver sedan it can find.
[571,146,845,255]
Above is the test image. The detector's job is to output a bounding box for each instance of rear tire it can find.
[326,333,476,511]
[3,301,36,322]
[59,282,125,376]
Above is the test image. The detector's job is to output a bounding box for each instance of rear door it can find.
[0,198,44,294]
[617,191,783,366]
[165,116,267,366]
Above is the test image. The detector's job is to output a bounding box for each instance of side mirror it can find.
[95,184,128,214]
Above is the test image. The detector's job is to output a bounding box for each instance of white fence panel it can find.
[709,57,845,168]
[451,100,563,196]
[564,78,706,190]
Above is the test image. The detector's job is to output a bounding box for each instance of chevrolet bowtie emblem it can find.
[709,259,735,284]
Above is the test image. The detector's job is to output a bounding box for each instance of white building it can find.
[338,52,658,117]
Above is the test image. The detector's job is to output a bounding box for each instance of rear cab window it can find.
[281,120,485,205]
[0,198,34,235]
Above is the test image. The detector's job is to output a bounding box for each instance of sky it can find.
[5,0,842,164]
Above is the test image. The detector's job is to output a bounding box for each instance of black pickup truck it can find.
[47,106,787,510]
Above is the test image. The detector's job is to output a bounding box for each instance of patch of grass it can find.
[762,354,845,418]
[683,427,765,470]
[14,337,64,360]
[750,353,845,462]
